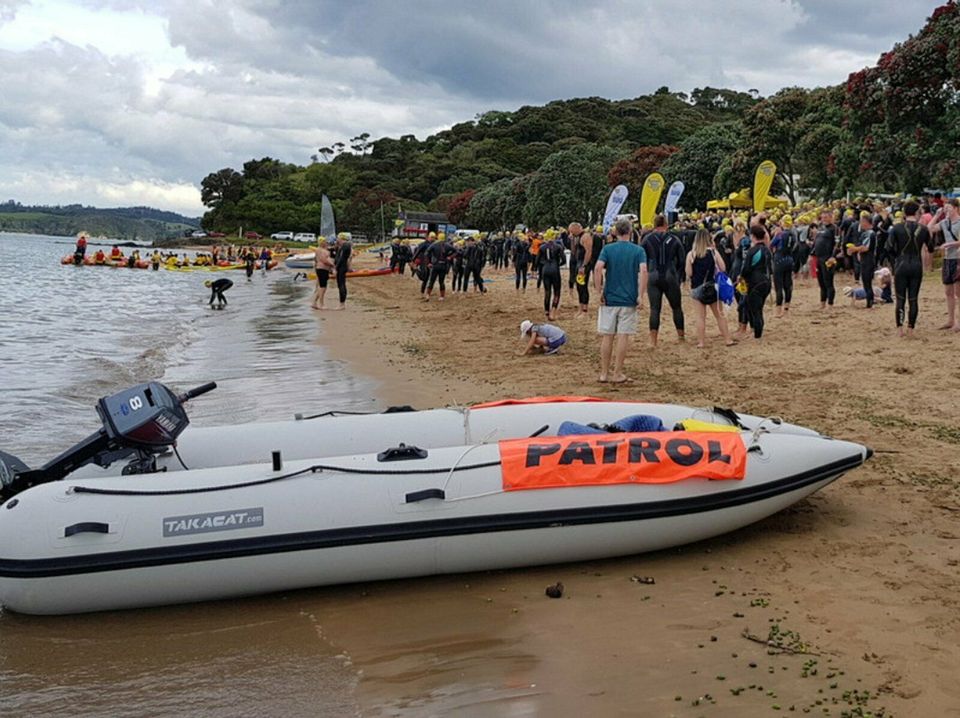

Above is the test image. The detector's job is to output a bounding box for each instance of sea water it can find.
[0,233,373,716]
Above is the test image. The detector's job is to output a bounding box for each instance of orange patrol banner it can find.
[753,160,777,213]
[472,396,625,410]
[499,432,746,491]
[640,172,665,227]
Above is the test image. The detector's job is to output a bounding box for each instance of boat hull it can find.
[0,430,866,615]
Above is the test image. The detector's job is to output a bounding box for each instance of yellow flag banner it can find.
[640,173,665,227]
[753,160,777,213]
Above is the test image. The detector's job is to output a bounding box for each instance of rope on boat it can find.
[69,460,502,497]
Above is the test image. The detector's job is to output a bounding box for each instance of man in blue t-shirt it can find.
[593,218,647,383]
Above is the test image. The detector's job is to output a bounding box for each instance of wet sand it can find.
[310,257,960,717]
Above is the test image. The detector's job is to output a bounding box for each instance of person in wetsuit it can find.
[848,212,877,309]
[205,278,233,307]
[412,234,434,296]
[513,234,531,292]
[889,200,934,336]
[537,230,565,320]
[389,239,401,273]
[243,248,256,280]
[566,224,582,299]
[425,234,454,301]
[812,209,839,309]
[640,214,685,346]
[333,233,352,309]
[770,215,798,317]
[738,224,773,340]
[465,236,486,292]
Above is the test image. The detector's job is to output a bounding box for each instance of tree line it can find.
[199,3,960,235]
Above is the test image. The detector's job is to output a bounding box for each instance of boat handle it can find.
[64,522,110,537]
[378,444,428,462]
[405,488,446,503]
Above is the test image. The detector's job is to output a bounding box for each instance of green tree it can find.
[523,144,623,228]
[661,123,743,210]
[200,168,244,208]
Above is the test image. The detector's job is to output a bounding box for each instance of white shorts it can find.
[597,305,638,335]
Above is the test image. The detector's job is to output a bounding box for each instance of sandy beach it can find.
[308,255,960,717]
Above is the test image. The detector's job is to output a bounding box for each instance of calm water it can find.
[0,233,383,716]
[0,233,380,465]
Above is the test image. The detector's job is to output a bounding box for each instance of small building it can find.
[396,210,453,239]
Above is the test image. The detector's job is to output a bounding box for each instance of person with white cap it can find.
[518,319,566,356]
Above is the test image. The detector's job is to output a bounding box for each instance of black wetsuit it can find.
[244,252,255,279]
[426,241,453,296]
[462,242,483,292]
[772,229,797,307]
[209,278,233,305]
[680,229,697,283]
[813,225,838,305]
[890,220,934,328]
[567,233,580,291]
[451,245,465,291]
[413,240,433,294]
[840,218,857,275]
[858,228,877,309]
[513,240,530,290]
[389,242,401,273]
[717,232,734,279]
[573,239,590,306]
[739,243,773,338]
[641,231,685,333]
[538,240,565,316]
[334,241,352,305]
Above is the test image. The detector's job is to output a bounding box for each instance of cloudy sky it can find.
[0,0,939,216]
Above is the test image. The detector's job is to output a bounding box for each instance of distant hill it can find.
[0,201,200,242]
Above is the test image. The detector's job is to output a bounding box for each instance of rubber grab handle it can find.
[181,382,217,402]
[64,521,110,537]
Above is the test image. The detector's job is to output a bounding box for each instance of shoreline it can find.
[304,256,960,716]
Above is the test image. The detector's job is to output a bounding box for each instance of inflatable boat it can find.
[284,252,315,270]
[0,385,870,615]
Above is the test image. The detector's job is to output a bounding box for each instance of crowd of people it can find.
[381,193,960,382]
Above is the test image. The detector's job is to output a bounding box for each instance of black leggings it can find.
[515,262,528,290]
[773,260,793,306]
[575,267,591,306]
[336,269,348,304]
[542,271,561,315]
[816,259,835,305]
[427,264,448,294]
[861,257,875,309]
[894,257,923,328]
[647,274,684,332]
[470,265,485,292]
[746,280,771,338]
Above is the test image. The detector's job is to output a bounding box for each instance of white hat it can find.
[519,320,533,337]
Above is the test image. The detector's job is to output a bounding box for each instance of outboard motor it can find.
[0,381,216,501]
